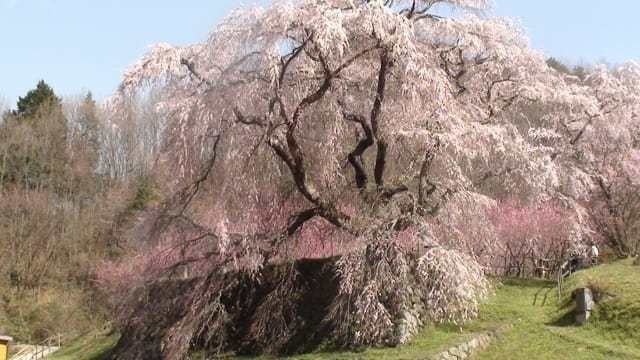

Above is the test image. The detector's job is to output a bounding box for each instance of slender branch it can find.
[179,134,222,212]
[570,111,597,145]
[279,39,310,86]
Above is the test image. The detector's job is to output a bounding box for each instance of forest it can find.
[1,0,639,359]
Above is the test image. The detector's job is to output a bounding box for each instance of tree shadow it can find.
[547,309,576,327]
[532,286,554,307]
[500,277,555,289]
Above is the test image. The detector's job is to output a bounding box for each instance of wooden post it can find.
[0,336,12,360]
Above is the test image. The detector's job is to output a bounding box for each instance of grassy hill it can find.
[475,258,640,359]
[43,259,640,359]
[45,329,117,360]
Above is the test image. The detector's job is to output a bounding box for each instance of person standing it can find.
[590,243,599,266]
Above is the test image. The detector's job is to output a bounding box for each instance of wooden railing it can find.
[556,256,588,302]
[9,334,61,360]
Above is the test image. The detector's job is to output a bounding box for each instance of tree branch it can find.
[372,50,391,188]
[418,140,440,207]
[343,111,374,189]
[287,207,320,235]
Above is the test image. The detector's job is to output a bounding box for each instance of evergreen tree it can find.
[0,81,69,191]
[15,80,61,118]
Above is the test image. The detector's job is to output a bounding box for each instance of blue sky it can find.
[1,1,639,106]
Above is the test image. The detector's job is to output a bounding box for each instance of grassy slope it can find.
[0,285,103,343]
[44,259,640,359]
[475,259,640,360]
[46,329,118,360]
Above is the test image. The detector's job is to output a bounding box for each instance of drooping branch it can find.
[400,0,445,21]
[159,133,222,218]
[290,45,377,129]
[179,133,222,211]
[291,76,333,129]
[147,132,223,243]
[282,47,362,202]
[594,175,629,256]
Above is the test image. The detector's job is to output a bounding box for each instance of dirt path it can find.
[10,344,60,360]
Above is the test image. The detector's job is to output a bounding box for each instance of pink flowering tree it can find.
[590,150,640,257]
[559,63,640,257]
[99,0,640,357]
[487,200,587,277]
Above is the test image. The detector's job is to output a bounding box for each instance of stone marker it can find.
[575,287,594,325]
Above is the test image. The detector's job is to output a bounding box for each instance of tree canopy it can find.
[103,0,640,357]
[15,80,61,118]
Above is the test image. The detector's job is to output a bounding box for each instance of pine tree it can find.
[0,80,69,190]
[15,80,61,118]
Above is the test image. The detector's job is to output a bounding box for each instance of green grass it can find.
[560,258,640,344]
[474,259,640,360]
[44,259,640,359]
[285,260,640,359]
[284,325,478,360]
[191,323,490,360]
[46,329,118,360]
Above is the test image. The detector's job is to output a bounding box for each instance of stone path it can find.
[429,326,511,360]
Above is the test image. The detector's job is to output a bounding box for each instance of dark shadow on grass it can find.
[548,308,576,327]
[89,350,113,360]
[500,277,555,288]
[533,286,554,306]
